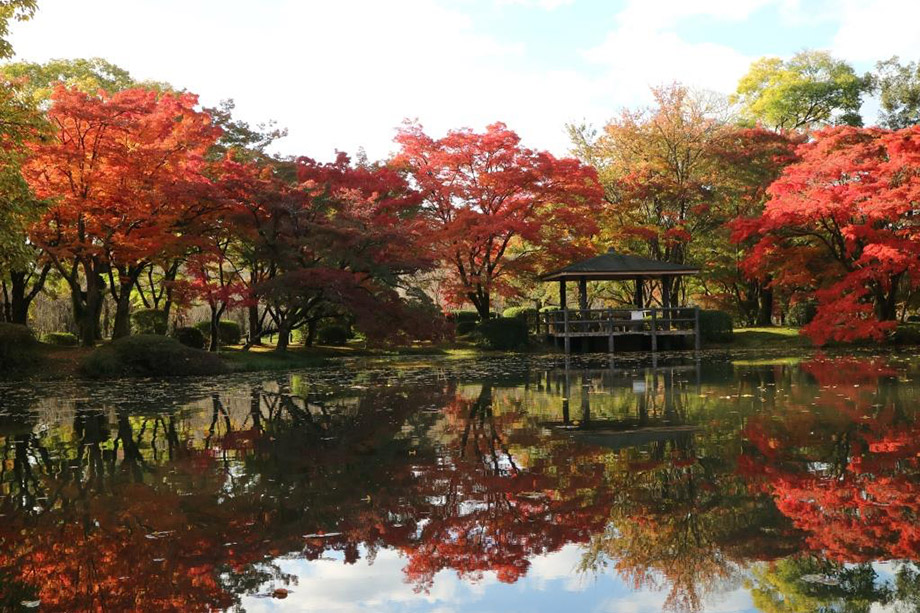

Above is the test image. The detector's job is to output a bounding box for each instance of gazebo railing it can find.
[531,307,701,352]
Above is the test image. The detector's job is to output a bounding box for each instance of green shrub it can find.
[456,320,478,336]
[81,334,226,378]
[786,300,817,327]
[317,324,349,346]
[449,310,481,323]
[502,306,538,320]
[907,315,920,323]
[41,331,78,346]
[0,323,39,374]
[470,317,529,350]
[893,323,920,345]
[173,326,206,350]
[194,320,242,346]
[698,309,733,343]
[132,309,168,335]
[539,305,559,313]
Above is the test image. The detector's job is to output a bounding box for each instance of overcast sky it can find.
[8,0,920,161]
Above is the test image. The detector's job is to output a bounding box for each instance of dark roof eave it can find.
[540,269,700,281]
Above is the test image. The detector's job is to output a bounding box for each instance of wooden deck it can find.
[530,307,700,354]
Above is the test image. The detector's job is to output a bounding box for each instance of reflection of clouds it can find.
[240,548,492,612]
[240,545,758,612]
[528,544,589,592]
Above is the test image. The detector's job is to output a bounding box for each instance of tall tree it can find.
[395,122,602,319]
[874,56,920,130]
[733,50,871,131]
[702,127,801,325]
[0,76,47,325]
[570,85,727,308]
[24,86,221,345]
[733,126,920,344]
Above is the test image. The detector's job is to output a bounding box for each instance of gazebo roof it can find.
[540,249,699,281]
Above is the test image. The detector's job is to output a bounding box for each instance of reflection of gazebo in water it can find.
[538,361,701,453]
[536,248,701,354]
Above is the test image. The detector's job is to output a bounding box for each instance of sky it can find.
[7,0,920,161]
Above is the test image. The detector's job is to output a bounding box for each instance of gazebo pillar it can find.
[578,277,588,312]
[661,275,672,309]
[634,277,644,309]
[559,280,567,309]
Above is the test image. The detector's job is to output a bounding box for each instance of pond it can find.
[2,351,920,612]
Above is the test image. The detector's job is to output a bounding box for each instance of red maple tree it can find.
[734,126,920,344]
[394,122,603,319]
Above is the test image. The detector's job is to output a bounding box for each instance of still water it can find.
[2,351,920,612]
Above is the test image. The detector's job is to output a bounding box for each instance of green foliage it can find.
[0,322,38,373]
[173,326,206,350]
[194,320,242,346]
[539,305,559,313]
[874,56,920,129]
[0,58,171,103]
[81,334,226,378]
[698,309,733,343]
[502,306,538,320]
[0,0,37,59]
[449,310,481,323]
[733,50,871,130]
[316,323,349,346]
[41,331,77,346]
[470,317,529,350]
[131,309,168,335]
[786,300,818,327]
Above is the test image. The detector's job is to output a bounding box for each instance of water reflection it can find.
[3,353,920,611]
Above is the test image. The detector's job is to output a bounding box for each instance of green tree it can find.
[874,56,920,129]
[733,50,871,131]
[0,0,37,59]
[0,57,170,103]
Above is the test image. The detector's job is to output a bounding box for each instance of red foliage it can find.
[394,122,602,317]
[734,126,920,343]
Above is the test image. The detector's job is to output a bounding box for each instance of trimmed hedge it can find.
[449,310,481,323]
[502,306,538,320]
[132,309,168,335]
[81,334,226,378]
[698,310,733,343]
[41,331,78,346]
[471,317,529,350]
[317,324,349,346]
[173,326,206,350]
[194,320,242,346]
[0,323,39,373]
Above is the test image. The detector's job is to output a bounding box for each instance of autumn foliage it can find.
[735,126,920,344]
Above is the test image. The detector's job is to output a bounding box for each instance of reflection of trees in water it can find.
[5,356,920,611]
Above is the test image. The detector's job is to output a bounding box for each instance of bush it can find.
[132,309,168,335]
[502,306,538,320]
[449,310,481,323]
[787,300,818,327]
[470,317,529,350]
[317,324,349,346]
[41,331,78,346]
[81,334,226,378]
[0,323,39,374]
[173,326,206,350]
[893,323,920,345]
[698,309,733,343]
[539,305,559,313]
[194,320,242,346]
[456,320,478,336]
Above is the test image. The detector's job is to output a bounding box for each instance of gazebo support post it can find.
[578,277,588,312]
[634,278,644,309]
[560,280,570,355]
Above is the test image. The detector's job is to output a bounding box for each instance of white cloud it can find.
[831,0,920,62]
[496,0,575,10]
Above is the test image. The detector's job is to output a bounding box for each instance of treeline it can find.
[2,50,920,348]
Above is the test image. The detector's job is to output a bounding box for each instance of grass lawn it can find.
[729,327,811,349]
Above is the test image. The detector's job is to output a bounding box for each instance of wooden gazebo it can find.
[536,248,701,354]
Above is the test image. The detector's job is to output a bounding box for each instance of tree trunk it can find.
[468,289,490,320]
[755,285,774,327]
[305,319,317,347]
[111,286,133,339]
[208,307,221,352]
[275,321,291,353]
[74,271,103,347]
[248,304,263,345]
[8,272,29,325]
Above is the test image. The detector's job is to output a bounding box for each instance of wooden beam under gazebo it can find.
[536,248,701,355]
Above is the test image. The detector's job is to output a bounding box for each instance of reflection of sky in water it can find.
[241,545,756,613]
